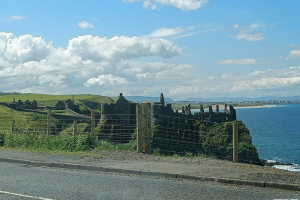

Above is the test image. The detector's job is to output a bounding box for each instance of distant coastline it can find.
[234,105,272,109]
[189,104,271,112]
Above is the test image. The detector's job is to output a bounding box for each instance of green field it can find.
[0,105,58,133]
[0,93,117,133]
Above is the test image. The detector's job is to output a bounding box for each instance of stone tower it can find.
[160,93,165,107]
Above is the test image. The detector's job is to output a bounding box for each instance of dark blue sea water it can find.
[192,104,300,171]
[236,104,300,172]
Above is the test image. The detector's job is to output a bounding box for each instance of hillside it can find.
[0,93,114,113]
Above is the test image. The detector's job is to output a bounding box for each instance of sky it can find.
[1,0,300,100]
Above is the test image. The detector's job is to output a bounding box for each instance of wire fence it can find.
[96,113,136,143]
[0,111,137,143]
[0,105,261,164]
[149,113,260,164]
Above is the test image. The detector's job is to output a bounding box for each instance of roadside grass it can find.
[0,131,137,156]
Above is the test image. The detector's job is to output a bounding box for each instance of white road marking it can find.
[0,190,55,200]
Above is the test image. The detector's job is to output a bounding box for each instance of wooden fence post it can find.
[11,120,15,133]
[233,121,238,162]
[47,110,51,136]
[146,103,151,154]
[141,102,151,154]
[73,120,77,135]
[91,110,96,145]
[136,104,143,152]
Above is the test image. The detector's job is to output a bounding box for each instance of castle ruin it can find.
[99,93,237,125]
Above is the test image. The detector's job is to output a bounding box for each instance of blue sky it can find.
[1,0,300,100]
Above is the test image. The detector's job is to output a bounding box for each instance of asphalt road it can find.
[0,162,299,200]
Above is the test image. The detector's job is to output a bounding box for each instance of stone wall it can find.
[152,93,237,126]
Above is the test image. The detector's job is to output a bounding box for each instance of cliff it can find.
[151,121,261,165]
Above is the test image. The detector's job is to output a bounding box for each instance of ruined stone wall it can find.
[100,93,237,128]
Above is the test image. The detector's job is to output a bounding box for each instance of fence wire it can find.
[0,111,136,144]
[150,113,261,164]
[0,106,261,164]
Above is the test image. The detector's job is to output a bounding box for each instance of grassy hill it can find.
[0,93,115,113]
[0,105,56,132]
[0,93,116,133]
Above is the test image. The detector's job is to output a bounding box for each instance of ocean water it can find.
[236,104,300,172]
[192,104,300,172]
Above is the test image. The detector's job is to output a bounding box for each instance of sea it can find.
[236,104,300,172]
[193,104,300,172]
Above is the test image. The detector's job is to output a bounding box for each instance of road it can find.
[0,162,299,200]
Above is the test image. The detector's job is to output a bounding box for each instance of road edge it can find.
[1,157,299,192]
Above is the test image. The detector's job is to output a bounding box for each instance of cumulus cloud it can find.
[0,32,183,95]
[218,58,257,65]
[0,32,53,63]
[37,74,66,86]
[232,77,300,92]
[2,31,300,99]
[84,74,129,87]
[287,50,300,59]
[232,67,300,92]
[119,60,198,82]
[66,35,182,62]
[122,0,208,11]
[78,21,95,29]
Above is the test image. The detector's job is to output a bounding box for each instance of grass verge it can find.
[0,131,136,156]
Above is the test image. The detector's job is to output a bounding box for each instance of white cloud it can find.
[147,26,199,39]
[0,32,53,63]
[233,24,239,29]
[84,74,129,87]
[287,50,300,59]
[148,27,184,38]
[37,74,66,86]
[78,21,95,29]
[0,32,183,95]
[169,86,200,95]
[143,0,157,9]
[66,35,182,62]
[1,15,26,21]
[249,23,261,31]
[10,15,25,20]
[235,33,265,41]
[232,67,300,92]
[254,77,300,88]
[218,58,257,65]
[232,77,300,92]
[233,23,265,41]
[122,0,209,11]
[288,43,297,49]
[2,31,300,99]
